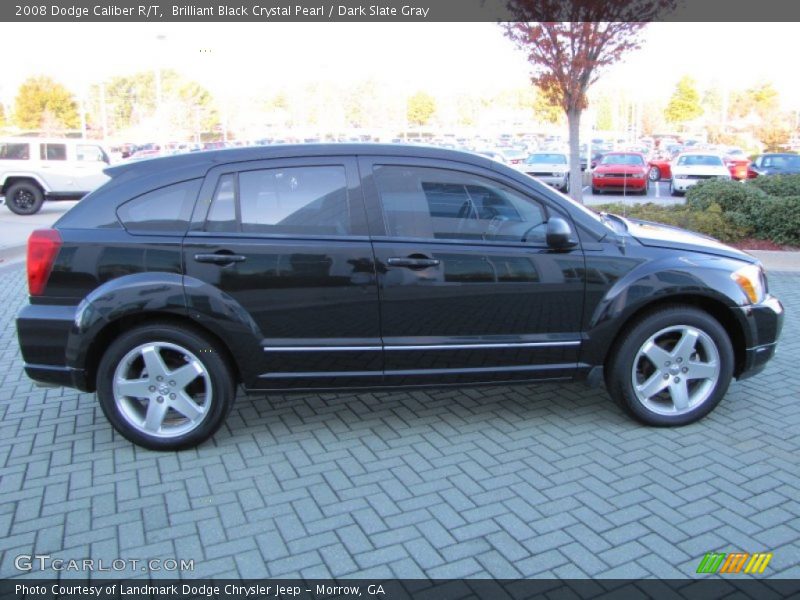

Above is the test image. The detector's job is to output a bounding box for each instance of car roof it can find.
[105,143,497,179]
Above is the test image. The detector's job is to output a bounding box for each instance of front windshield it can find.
[526,153,567,165]
[600,154,644,166]
[676,154,723,167]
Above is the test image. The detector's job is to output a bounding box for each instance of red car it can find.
[592,152,650,195]
[648,158,673,181]
[722,148,751,180]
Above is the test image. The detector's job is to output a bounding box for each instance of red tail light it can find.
[27,229,62,296]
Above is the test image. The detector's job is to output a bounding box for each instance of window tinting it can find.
[0,143,30,160]
[40,144,67,161]
[117,179,201,234]
[373,165,547,243]
[205,174,237,232]
[238,166,350,235]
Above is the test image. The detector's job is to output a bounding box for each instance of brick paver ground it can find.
[0,267,798,579]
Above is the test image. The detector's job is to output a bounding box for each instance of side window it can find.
[373,165,547,243]
[40,144,67,161]
[204,165,352,236]
[205,174,237,232]
[117,179,201,235]
[76,144,106,162]
[0,143,30,160]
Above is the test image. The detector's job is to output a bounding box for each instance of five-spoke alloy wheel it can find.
[608,306,733,426]
[97,324,235,450]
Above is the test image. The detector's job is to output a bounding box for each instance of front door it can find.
[359,157,586,386]
[183,156,382,389]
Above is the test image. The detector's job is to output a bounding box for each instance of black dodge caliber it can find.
[16,145,784,449]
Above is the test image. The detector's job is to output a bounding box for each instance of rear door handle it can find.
[387,257,440,269]
[194,253,247,265]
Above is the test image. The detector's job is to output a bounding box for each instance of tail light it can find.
[27,229,62,296]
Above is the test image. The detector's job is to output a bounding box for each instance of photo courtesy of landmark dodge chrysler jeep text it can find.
[15,145,784,449]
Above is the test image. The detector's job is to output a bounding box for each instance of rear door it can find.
[359,156,586,386]
[183,156,382,389]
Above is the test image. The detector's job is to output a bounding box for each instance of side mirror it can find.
[546,217,577,250]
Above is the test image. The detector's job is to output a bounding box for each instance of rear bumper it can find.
[737,295,784,379]
[16,302,93,392]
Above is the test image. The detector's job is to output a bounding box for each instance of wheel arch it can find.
[600,294,747,381]
[82,312,242,393]
[1,174,49,195]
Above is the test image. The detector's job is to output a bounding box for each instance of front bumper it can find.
[737,295,784,379]
[526,172,568,189]
[593,177,647,191]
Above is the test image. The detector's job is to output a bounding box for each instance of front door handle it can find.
[194,252,247,265]
[387,256,440,269]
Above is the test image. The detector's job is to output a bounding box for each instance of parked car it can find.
[494,148,528,166]
[518,151,570,192]
[0,137,110,215]
[722,147,751,181]
[670,153,731,196]
[748,153,800,177]
[591,152,650,195]
[648,157,673,182]
[16,145,783,449]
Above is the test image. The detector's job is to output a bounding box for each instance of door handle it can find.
[194,253,247,265]
[387,256,440,269]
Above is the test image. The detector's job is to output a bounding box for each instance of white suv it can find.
[0,137,110,215]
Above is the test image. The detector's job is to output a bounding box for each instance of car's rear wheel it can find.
[607,306,734,426]
[5,181,44,215]
[96,324,235,450]
[648,166,661,182]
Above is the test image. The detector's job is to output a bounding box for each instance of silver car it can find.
[519,152,570,192]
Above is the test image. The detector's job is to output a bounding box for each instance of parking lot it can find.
[0,260,798,579]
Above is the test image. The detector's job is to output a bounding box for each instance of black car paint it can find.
[16,144,783,396]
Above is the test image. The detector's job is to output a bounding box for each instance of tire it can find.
[607,306,734,426]
[640,181,649,196]
[96,323,235,450]
[669,181,681,197]
[592,186,601,195]
[562,178,570,194]
[648,166,660,182]
[5,181,44,215]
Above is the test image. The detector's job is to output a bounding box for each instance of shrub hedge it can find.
[596,175,800,247]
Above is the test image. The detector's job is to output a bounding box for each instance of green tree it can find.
[13,76,79,131]
[93,70,218,137]
[0,103,6,128]
[407,91,436,127]
[533,87,563,125]
[731,82,780,120]
[664,76,703,127]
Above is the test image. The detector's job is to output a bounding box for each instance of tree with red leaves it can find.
[503,1,675,201]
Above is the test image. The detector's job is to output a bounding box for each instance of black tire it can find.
[5,181,44,215]
[669,181,681,197]
[640,181,649,196]
[648,166,660,182]
[562,178,570,194]
[592,186,601,195]
[96,323,235,450]
[606,306,734,426]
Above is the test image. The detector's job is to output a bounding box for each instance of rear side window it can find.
[40,144,67,161]
[117,179,201,235]
[0,143,30,160]
[76,144,107,162]
[204,165,353,236]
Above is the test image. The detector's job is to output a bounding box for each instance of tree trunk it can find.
[567,107,583,203]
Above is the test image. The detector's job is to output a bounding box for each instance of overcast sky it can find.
[2,22,799,109]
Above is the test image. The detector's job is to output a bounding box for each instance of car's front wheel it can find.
[607,306,734,426]
[5,181,44,215]
[96,323,235,450]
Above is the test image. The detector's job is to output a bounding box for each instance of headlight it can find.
[731,264,765,304]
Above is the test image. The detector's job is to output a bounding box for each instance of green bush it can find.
[748,174,800,198]
[685,179,766,213]
[730,196,800,246]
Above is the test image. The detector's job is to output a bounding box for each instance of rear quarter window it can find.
[116,179,201,235]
